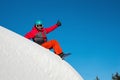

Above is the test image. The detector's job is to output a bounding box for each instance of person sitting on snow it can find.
[24,20,69,59]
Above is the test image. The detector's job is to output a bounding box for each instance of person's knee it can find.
[51,39,57,42]
[50,40,59,44]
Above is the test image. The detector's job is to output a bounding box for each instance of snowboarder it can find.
[24,20,70,59]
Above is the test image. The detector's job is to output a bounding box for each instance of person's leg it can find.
[41,40,63,55]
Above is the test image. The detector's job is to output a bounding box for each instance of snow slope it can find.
[0,26,83,80]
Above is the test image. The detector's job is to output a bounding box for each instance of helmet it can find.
[35,20,42,25]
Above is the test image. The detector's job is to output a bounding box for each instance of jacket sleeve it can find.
[45,24,59,34]
[24,30,35,39]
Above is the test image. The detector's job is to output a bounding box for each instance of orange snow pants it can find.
[41,40,62,55]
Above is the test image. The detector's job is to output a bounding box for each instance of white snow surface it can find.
[0,26,83,80]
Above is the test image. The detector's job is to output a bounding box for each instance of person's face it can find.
[36,24,43,30]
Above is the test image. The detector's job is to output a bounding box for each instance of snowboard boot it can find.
[58,52,64,58]
[58,52,71,59]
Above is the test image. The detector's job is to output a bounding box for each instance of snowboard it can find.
[62,53,71,60]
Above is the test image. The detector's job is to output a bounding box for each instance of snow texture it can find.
[0,26,83,80]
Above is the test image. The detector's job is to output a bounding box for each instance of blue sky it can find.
[0,0,120,80]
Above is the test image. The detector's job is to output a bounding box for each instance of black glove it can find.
[56,20,61,26]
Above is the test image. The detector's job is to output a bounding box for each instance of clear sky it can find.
[0,0,120,80]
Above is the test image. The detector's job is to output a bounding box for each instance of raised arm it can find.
[45,20,61,34]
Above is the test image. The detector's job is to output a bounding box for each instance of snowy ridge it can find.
[0,26,83,80]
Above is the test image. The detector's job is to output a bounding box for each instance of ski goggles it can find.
[36,24,43,27]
